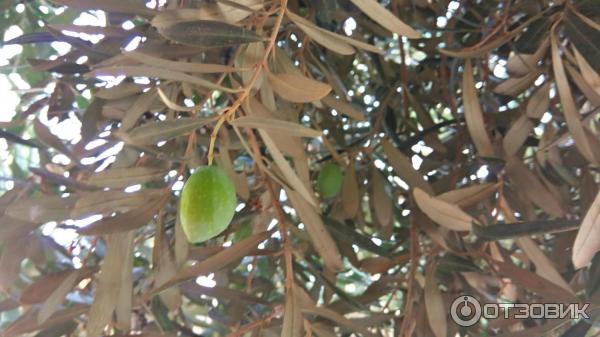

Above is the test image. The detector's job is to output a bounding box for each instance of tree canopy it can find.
[1,0,600,336]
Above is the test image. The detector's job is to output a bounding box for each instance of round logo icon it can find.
[450,295,482,327]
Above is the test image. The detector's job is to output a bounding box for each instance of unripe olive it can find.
[317,163,344,199]
[179,166,236,243]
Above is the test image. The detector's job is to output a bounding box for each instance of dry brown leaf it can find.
[148,231,272,296]
[564,61,600,106]
[574,48,600,95]
[491,260,576,303]
[287,11,354,55]
[87,66,240,93]
[6,195,77,223]
[0,236,28,292]
[267,72,332,103]
[502,83,550,156]
[463,59,496,157]
[85,167,167,188]
[287,189,343,272]
[424,263,447,337]
[246,98,308,158]
[153,228,181,311]
[115,236,134,330]
[151,0,262,27]
[516,237,573,293]
[231,116,321,138]
[215,150,250,200]
[282,283,304,337]
[437,183,498,209]
[500,194,572,291]
[341,164,360,218]
[36,270,79,325]
[2,304,88,337]
[77,195,167,235]
[87,231,135,337]
[121,117,213,145]
[381,139,433,193]
[503,115,535,157]
[505,158,564,217]
[506,38,548,76]
[95,82,146,100]
[240,42,265,88]
[33,118,72,157]
[0,216,41,244]
[413,188,475,231]
[174,214,189,268]
[71,190,161,219]
[371,169,392,233]
[359,254,409,274]
[572,191,600,268]
[287,11,382,55]
[51,0,155,18]
[321,95,366,121]
[349,0,420,38]
[302,305,377,337]
[120,89,159,131]
[439,17,533,58]
[259,130,317,206]
[551,30,598,164]
[124,51,240,73]
[493,71,541,97]
[21,267,97,305]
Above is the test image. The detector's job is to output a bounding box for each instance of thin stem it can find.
[207,0,289,165]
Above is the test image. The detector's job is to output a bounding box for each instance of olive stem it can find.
[207,0,289,166]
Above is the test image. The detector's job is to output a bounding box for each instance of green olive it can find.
[179,166,237,243]
[317,163,344,199]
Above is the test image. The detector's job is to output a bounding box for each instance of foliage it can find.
[0,0,600,336]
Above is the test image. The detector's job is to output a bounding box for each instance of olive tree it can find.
[0,0,599,336]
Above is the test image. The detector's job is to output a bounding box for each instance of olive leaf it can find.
[157,20,264,48]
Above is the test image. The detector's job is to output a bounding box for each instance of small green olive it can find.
[317,163,344,199]
[179,166,237,243]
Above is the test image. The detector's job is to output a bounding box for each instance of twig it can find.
[207,0,289,165]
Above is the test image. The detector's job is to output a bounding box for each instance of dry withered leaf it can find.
[505,158,564,217]
[151,0,262,28]
[287,189,343,272]
[371,168,392,233]
[267,72,332,103]
[286,11,383,55]
[462,59,496,158]
[2,1,599,336]
[424,263,447,337]
[87,66,239,93]
[282,283,304,337]
[413,188,476,231]
[37,270,79,324]
[87,231,135,337]
[85,167,167,188]
[321,95,366,121]
[341,164,360,219]
[551,29,598,164]
[573,191,600,269]
[348,0,420,38]
[6,195,77,223]
[231,116,321,138]
[120,117,213,145]
[157,20,264,48]
[381,139,433,193]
